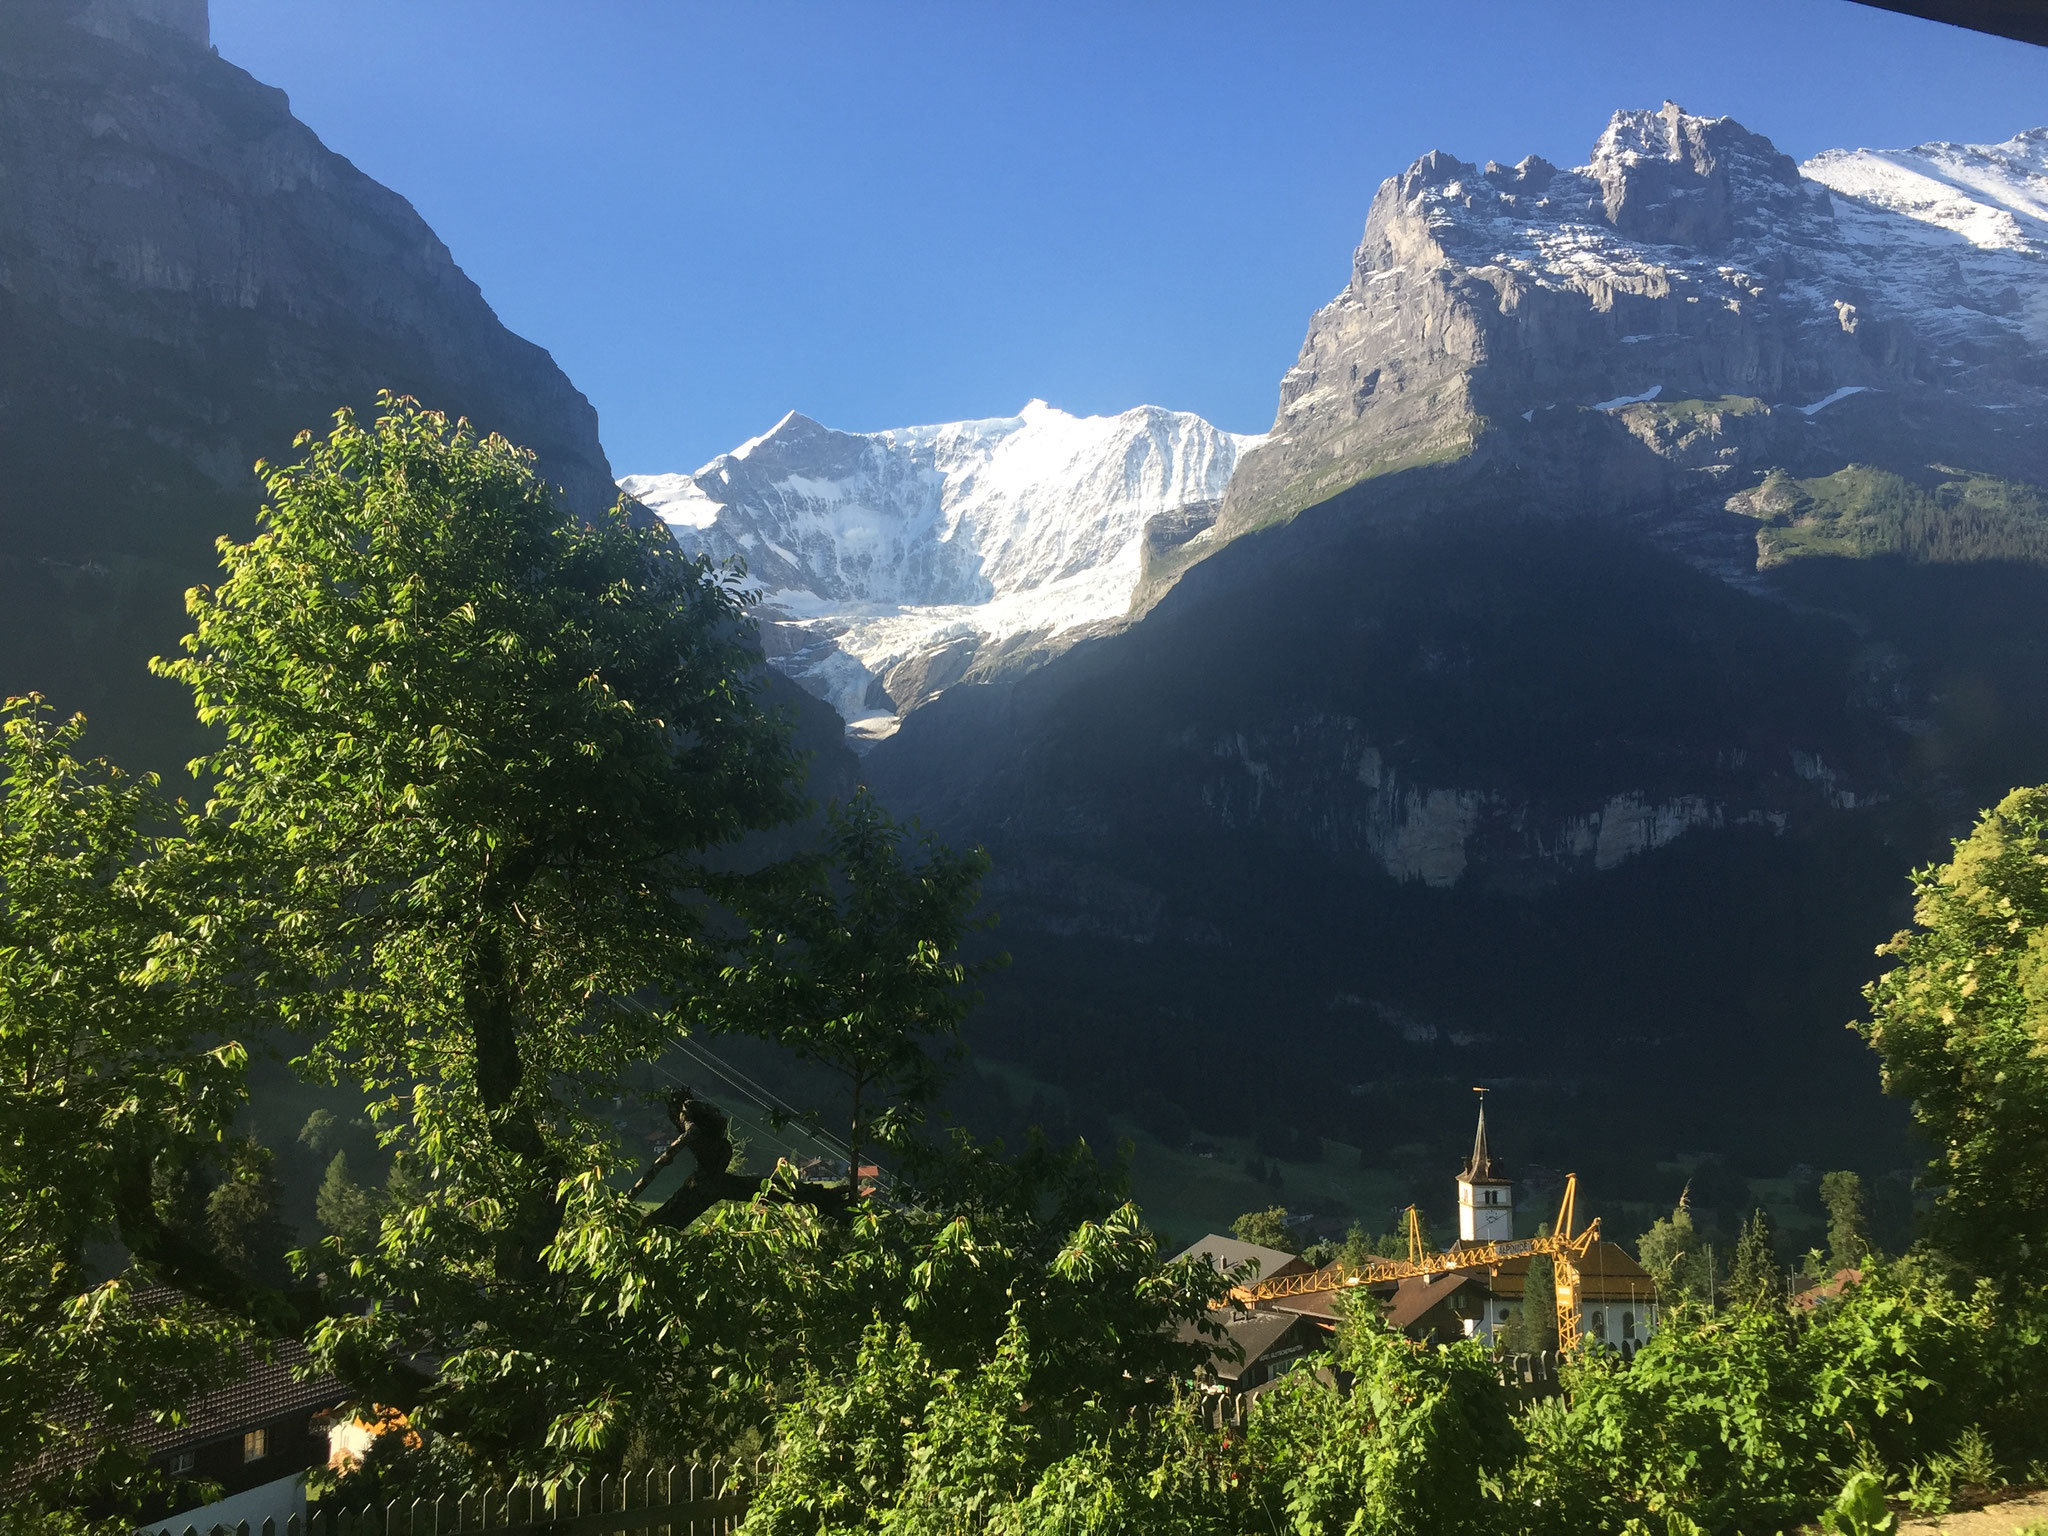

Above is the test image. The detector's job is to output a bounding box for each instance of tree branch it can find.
[109,1142,333,1338]
[639,1086,854,1230]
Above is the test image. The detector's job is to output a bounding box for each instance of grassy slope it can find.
[1738,465,2048,569]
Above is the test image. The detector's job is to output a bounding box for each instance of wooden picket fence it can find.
[151,1459,765,1536]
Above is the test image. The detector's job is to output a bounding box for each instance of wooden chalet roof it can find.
[1172,1234,1313,1285]
[1384,1270,1480,1332]
[1175,1307,1329,1383]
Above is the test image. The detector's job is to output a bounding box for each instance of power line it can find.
[640,1038,897,1197]
[612,996,897,1193]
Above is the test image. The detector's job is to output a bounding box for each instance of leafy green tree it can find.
[297,1108,341,1159]
[1637,1194,1715,1309]
[1514,1258,2036,1534]
[314,1152,379,1244]
[0,700,249,1508]
[1229,1205,1296,1254]
[1861,786,2048,1287]
[203,1138,292,1286]
[1822,1170,1872,1271]
[700,787,992,1194]
[151,397,817,1473]
[1250,1320,1523,1536]
[594,1136,1229,1529]
[1504,1226,1556,1354]
[1728,1208,1785,1311]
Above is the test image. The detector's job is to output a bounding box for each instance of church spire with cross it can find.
[1456,1088,1514,1242]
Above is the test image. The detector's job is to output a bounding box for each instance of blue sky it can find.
[211,1,2048,475]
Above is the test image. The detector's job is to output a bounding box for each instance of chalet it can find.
[132,1332,342,1531]
[1172,1234,1328,1394]
[10,1291,346,1532]
[1173,1307,1331,1394]
[1172,1233,1314,1288]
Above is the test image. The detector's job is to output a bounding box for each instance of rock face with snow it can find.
[621,401,1258,738]
[1221,104,2048,536]
[862,106,2048,1176]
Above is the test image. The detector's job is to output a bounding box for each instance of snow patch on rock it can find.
[622,402,1260,735]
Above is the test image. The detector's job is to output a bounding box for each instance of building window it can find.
[1498,1308,1510,1321]
[242,1428,267,1462]
[170,1451,196,1476]
[1622,1311,1636,1340]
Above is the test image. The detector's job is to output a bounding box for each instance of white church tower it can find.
[1456,1092,1514,1243]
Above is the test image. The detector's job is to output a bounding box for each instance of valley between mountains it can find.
[629,104,2048,1231]
[5,0,2046,1242]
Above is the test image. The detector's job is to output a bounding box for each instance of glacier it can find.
[620,400,1261,741]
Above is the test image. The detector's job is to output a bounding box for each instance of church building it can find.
[1443,1099,1663,1355]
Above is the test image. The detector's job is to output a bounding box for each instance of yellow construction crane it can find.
[1227,1173,1603,1350]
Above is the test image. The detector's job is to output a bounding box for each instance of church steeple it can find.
[1456,1089,1513,1242]
[1464,1096,1498,1181]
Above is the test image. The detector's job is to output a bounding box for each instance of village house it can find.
[1179,1102,1662,1389]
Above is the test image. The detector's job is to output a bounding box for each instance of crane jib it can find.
[1214,1173,1604,1352]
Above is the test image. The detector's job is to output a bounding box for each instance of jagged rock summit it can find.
[622,401,1259,740]
[1221,103,2048,536]
[856,106,2048,1175]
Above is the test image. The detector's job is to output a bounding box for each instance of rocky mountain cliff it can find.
[0,0,633,772]
[1209,104,2046,554]
[868,107,2048,1195]
[623,401,1257,740]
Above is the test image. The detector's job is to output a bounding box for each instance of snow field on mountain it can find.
[621,400,1261,733]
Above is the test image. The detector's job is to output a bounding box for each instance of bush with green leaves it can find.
[0,701,252,1510]
[1861,785,2048,1290]
[1512,1259,2047,1534]
[1240,1317,1522,1536]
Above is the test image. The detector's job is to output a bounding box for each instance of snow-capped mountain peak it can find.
[1221,105,2048,534]
[1803,127,2048,257]
[619,402,1262,739]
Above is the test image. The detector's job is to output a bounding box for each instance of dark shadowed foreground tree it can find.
[700,786,992,1198]
[1861,786,2048,1289]
[0,702,248,1512]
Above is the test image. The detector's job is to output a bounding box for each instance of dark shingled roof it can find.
[1176,1308,1329,1383]
[12,1289,345,1493]
[125,1336,342,1458]
[1384,1270,1480,1332]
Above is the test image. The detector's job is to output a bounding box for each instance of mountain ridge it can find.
[622,399,1259,738]
[0,0,853,784]
[858,104,2048,1186]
